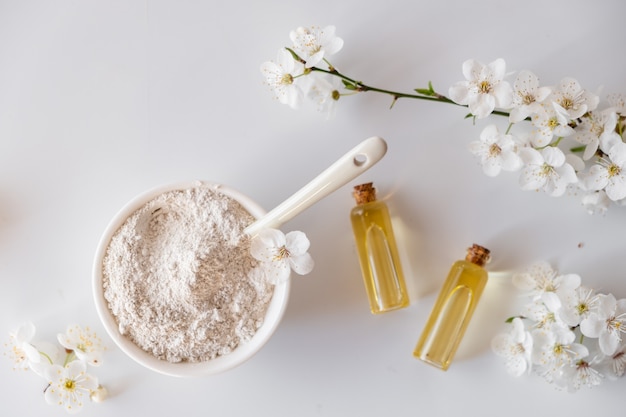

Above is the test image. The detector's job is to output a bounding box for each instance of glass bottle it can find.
[413,244,491,370]
[350,182,409,314]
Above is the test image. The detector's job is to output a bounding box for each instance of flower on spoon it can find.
[250,228,314,284]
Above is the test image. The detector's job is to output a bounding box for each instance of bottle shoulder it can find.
[450,260,488,280]
[351,200,389,216]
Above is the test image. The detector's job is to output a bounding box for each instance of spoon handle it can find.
[244,136,388,236]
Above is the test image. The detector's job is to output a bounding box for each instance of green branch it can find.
[283,47,513,118]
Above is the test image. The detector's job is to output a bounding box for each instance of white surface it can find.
[1,0,625,415]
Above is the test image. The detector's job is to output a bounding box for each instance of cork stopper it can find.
[465,244,491,267]
[353,182,377,205]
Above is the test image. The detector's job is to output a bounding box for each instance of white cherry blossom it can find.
[549,77,599,120]
[57,325,105,367]
[558,358,604,392]
[468,124,522,176]
[531,327,588,371]
[250,228,314,284]
[530,103,575,147]
[583,141,626,201]
[513,262,577,302]
[558,285,598,327]
[4,322,40,371]
[509,70,551,123]
[491,317,533,376]
[44,361,98,414]
[512,261,580,300]
[299,73,342,117]
[289,25,343,68]
[449,58,513,118]
[518,146,578,197]
[522,294,567,332]
[260,48,306,109]
[574,109,620,160]
[580,294,626,356]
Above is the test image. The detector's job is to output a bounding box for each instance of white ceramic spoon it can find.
[244,136,388,236]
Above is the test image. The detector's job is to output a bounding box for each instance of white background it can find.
[1,0,625,415]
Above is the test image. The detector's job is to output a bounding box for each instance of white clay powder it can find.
[101,185,274,363]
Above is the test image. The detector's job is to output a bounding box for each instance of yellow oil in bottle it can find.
[350,183,409,314]
[413,244,490,370]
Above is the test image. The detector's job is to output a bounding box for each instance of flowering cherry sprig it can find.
[4,322,107,414]
[261,25,626,214]
[491,261,626,392]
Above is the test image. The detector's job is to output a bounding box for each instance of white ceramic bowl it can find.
[92,180,290,377]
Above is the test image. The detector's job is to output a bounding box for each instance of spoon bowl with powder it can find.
[92,137,387,377]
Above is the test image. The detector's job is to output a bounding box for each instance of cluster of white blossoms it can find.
[4,322,107,414]
[261,25,345,114]
[261,25,626,213]
[492,262,626,392]
[454,61,626,214]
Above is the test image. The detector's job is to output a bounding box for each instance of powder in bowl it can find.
[101,185,274,363]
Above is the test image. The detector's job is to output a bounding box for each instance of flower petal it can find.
[599,294,617,317]
[580,314,603,338]
[583,165,609,191]
[250,228,286,262]
[265,261,291,284]
[448,82,470,105]
[285,230,310,256]
[487,58,506,80]
[461,59,483,81]
[289,252,315,275]
[22,343,41,363]
[491,333,511,356]
[505,355,528,377]
[492,82,513,108]
[600,330,620,356]
[15,322,36,343]
[469,93,496,119]
[499,149,523,172]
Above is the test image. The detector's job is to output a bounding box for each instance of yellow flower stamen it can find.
[479,80,492,93]
[280,74,294,85]
[560,97,574,110]
[488,143,501,157]
[63,378,77,392]
[273,246,290,261]
[546,117,559,130]
[541,163,555,178]
[522,93,535,105]
[607,163,621,178]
